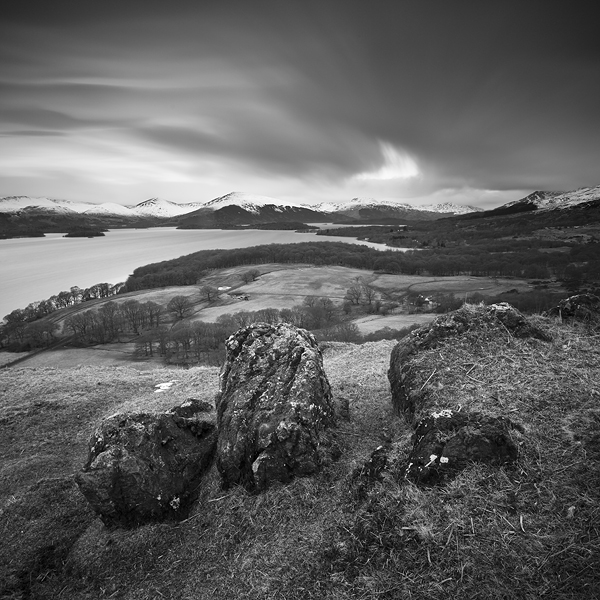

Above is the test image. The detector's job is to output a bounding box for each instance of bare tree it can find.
[121,299,143,333]
[319,297,338,322]
[232,310,255,328]
[302,296,317,308]
[99,301,122,340]
[144,301,163,327]
[361,284,378,306]
[345,285,363,305]
[200,285,220,302]
[167,295,193,319]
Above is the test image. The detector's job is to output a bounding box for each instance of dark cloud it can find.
[0,1,598,205]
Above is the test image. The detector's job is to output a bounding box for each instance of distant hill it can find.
[458,185,600,220]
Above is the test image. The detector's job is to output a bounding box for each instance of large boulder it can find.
[75,399,217,527]
[388,303,550,422]
[216,322,335,492]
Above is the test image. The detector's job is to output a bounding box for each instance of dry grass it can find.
[0,365,219,506]
[1,317,599,599]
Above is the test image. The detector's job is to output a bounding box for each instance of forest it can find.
[121,238,599,294]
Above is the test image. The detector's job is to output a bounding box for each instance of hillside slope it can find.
[0,312,599,599]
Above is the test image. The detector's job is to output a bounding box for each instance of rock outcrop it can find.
[75,399,217,527]
[404,410,520,484]
[381,303,548,487]
[388,302,550,423]
[216,322,335,492]
[545,293,600,325]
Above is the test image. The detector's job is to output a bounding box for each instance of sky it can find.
[1,1,599,209]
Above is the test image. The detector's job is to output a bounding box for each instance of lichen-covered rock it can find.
[388,303,550,421]
[545,293,600,325]
[404,410,520,484]
[75,399,217,527]
[216,322,335,492]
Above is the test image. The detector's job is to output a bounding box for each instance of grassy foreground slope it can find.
[1,315,599,599]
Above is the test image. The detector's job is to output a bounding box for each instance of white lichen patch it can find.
[423,454,438,468]
[431,409,453,419]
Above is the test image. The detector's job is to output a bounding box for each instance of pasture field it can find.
[193,266,535,323]
[4,264,539,370]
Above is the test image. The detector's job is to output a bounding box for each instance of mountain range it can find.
[0,186,598,235]
[0,192,481,219]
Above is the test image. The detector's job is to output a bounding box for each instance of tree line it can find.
[1,283,126,350]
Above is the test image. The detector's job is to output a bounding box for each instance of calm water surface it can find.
[0,227,401,318]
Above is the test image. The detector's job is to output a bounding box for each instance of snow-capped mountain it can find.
[202,192,308,213]
[0,195,204,218]
[499,186,600,213]
[81,202,135,216]
[131,198,204,218]
[175,192,336,229]
[313,197,480,215]
[0,193,481,220]
[0,196,91,213]
[314,198,413,212]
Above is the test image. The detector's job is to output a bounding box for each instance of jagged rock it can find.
[216,322,335,492]
[545,293,600,325]
[388,303,550,421]
[75,399,217,527]
[404,410,520,484]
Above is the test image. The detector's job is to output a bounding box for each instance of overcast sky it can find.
[1,1,598,208]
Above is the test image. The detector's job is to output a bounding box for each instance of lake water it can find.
[0,227,402,319]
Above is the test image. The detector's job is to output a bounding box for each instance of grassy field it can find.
[352,313,435,334]
[3,265,541,370]
[47,265,537,330]
[1,312,599,599]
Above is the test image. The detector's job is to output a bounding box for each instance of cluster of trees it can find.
[366,243,599,285]
[119,238,600,298]
[137,303,421,366]
[122,242,399,292]
[20,286,412,365]
[1,283,124,350]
